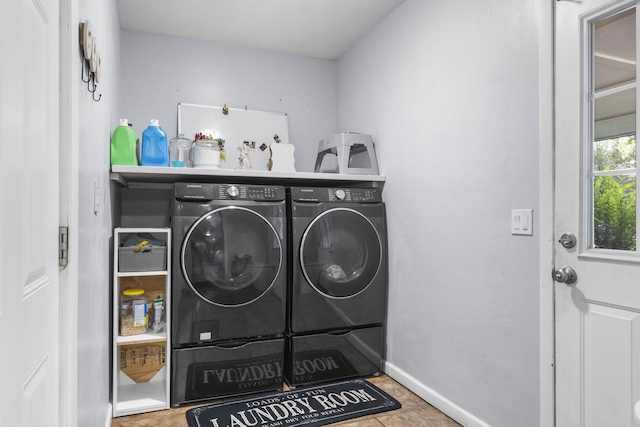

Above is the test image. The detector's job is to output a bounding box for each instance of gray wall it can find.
[77,0,121,425]
[120,30,336,173]
[335,1,541,426]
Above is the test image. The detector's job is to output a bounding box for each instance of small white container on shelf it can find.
[191,140,221,168]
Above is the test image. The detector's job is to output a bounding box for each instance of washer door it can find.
[300,208,382,298]
[182,206,282,306]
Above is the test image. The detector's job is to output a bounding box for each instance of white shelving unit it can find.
[112,228,171,417]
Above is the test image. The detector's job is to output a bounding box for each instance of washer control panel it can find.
[291,187,382,203]
[175,183,285,201]
[218,184,283,201]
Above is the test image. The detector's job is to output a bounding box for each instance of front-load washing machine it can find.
[171,183,286,406]
[286,186,388,387]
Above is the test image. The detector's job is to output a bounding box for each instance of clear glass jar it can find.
[191,139,221,168]
[120,288,147,336]
[169,134,192,167]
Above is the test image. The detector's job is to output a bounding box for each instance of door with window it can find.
[555,0,640,424]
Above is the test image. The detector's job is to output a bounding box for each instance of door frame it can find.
[59,0,79,424]
[539,1,556,426]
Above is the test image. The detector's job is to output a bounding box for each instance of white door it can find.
[0,0,60,425]
[555,0,640,425]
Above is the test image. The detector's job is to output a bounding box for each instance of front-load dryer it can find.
[286,186,388,387]
[171,183,286,406]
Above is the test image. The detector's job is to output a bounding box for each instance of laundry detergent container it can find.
[140,119,169,166]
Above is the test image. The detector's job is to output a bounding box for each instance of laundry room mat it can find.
[186,378,401,427]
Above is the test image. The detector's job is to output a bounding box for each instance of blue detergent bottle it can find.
[140,119,169,166]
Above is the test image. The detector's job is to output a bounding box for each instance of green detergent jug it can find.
[110,119,138,166]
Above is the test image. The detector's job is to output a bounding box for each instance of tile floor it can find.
[111,375,461,427]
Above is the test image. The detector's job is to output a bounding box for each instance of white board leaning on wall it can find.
[177,103,295,172]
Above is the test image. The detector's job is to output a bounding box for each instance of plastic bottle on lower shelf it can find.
[120,289,147,336]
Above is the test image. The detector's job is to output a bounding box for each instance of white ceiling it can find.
[118,0,404,60]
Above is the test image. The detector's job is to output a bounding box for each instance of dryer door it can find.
[300,208,382,298]
[182,206,282,306]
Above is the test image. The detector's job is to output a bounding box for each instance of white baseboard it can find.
[105,403,112,427]
[384,362,491,427]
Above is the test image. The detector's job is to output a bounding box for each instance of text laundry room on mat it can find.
[111,375,461,427]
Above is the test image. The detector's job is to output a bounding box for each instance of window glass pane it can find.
[590,7,637,252]
[593,174,636,250]
[594,88,636,141]
[594,8,636,92]
[594,135,636,171]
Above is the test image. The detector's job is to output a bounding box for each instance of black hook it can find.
[88,74,98,93]
[81,59,91,83]
[88,74,101,101]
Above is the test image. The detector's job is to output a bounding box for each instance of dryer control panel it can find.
[291,187,382,203]
[175,183,285,201]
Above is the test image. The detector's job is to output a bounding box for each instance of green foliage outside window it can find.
[593,135,636,251]
[594,172,636,250]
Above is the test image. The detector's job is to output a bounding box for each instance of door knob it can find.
[553,266,577,284]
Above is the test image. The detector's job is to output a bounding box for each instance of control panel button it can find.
[335,189,346,200]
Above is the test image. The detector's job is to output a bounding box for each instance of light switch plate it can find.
[511,209,533,235]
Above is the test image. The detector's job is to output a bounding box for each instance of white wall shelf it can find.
[115,376,169,417]
[118,270,168,278]
[112,227,171,418]
[110,165,385,189]
[117,333,167,345]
